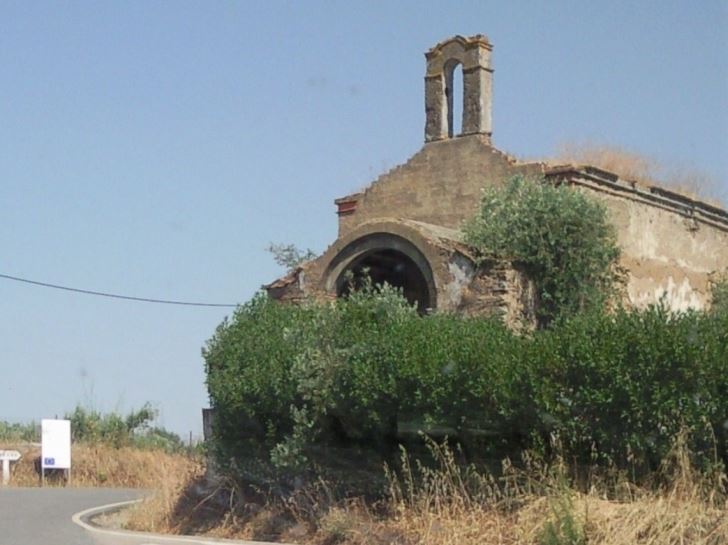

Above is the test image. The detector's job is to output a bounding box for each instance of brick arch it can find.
[317,220,450,312]
[325,233,436,313]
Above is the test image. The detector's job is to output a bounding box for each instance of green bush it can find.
[463,176,621,326]
[539,495,586,545]
[0,421,39,443]
[204,289,728,477]
[65,404,184,452]
[531,307,728,470]
[710,272,728,315]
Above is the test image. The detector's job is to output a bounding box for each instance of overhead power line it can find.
[0,272,239,308]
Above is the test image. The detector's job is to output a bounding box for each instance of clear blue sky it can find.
[2,2,726,438]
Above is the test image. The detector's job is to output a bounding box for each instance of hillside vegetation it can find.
[169,285,728,544]
[187,177,728,544]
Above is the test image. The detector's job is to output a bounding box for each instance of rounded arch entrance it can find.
[325,233,436,313]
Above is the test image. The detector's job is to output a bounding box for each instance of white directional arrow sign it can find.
[0,450,22,461]
[0,450,22,485]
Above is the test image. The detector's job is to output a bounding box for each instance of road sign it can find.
[0,450,21,461]
[41,419,72,486]
[0,450,21,485]
[41,419,71,470]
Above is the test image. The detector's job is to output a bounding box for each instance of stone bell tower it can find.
[424,35,493,143]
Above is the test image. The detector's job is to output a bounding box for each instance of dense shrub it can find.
[530,307,728,470]
[463,176,621,326]
[204,289,728,477]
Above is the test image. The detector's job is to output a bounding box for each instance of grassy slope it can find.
[3,438,725,544]
[124,441,727,545]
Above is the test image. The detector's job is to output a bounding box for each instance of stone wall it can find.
[336,135,543,237]
[285,139,728,320]
[268,251,536,328]
[267,216,537,328]
[331,142,728,315]
[455,259,537,328]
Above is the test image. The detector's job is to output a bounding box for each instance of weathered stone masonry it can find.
[266,35,728,322]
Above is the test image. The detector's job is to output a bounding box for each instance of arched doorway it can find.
[336,248,432,313]
[326,233,436,314]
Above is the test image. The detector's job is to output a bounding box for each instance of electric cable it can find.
[0,272,238,307]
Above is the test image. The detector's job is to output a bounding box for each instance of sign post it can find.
[0,450,21,485]
[41,419,71,486]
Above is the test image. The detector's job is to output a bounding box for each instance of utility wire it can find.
[0,272,239,307]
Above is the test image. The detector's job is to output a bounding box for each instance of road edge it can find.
[72,499,297,545]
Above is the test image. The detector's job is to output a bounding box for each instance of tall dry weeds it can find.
[123,454,205,534]
[347,436,726,545]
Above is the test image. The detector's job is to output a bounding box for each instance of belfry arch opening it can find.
[445,60,464,137]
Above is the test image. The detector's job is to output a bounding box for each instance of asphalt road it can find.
[0,487,294,545]
[0,487,142,545]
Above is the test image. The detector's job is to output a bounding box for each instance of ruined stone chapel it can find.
[266,35,728,325]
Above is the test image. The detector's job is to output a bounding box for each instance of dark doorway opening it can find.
[336,249,432,314]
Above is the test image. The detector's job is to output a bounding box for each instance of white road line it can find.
[71,499,297,545]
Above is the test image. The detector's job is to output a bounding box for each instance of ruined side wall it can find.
[568,174,728,311]
[337,135,543,237]
[454,259,537,328]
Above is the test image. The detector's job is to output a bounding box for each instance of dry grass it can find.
[545,142,725,208]
[381,437,727,545]
[121,454,205,533]
[326,438,728,545]
[12,435,717,544]
[120,436,727,545]
[125,469,267,538]
[1,441,200,489]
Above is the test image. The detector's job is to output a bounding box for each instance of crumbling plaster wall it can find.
[562,173,728,311]
[611,199,727,311]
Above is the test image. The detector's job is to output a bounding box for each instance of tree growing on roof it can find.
[266,242,317,272]
[463,175,622,326]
